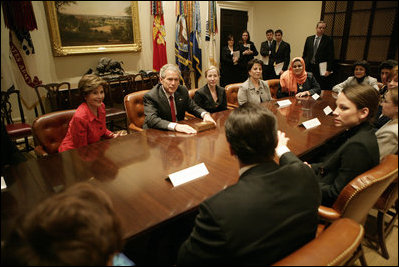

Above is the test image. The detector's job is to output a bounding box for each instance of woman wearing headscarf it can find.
[277,57,321,98]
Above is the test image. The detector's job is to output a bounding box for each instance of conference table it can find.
[1,90,343,243]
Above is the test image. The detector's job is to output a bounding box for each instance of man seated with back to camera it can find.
[177,103,321,265]
[143,63,216,134]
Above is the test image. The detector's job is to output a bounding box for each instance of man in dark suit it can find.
[302,21,335,90]
[270,29,291,79]
[260,29,276,80]
[177,103,321,265]
[143,64,215,133]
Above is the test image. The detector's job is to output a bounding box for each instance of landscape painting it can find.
[44,1,141,56]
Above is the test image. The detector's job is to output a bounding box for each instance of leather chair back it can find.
[319,154,398,225]
[32,109,76,156]
[225,83,241,108]
[272,218,364,266]
[124,90,149,132]
[188,88,198,99]
[266,79,280,98]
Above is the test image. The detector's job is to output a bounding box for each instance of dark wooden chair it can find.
[1,85,33,152]
[369,177,398,259]
[34,82,73,116]
[103,81,127,131]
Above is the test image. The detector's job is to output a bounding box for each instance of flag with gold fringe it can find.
[151,1,167,72]
[175,1,190,75]
[189,1,202,84]
[206,1,218,68]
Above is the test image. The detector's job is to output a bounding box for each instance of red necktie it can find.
[169,95,176,122]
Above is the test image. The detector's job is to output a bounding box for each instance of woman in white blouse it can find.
[333,60,379,93]
[376,67,398,159]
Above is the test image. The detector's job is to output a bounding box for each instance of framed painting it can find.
[44,1,141,56]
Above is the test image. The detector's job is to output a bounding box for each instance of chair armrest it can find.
[34,145,48,157]
[318,205,342,221]
[128,123,144,132]
[272,218,364,266]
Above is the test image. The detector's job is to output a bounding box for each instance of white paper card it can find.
[312,93,320,100]
[261,55,269,65]
[1,176,6,190]
[319,62,327,76]
[233,51,240,60]
[168,163,209,187]
[302,118,321,129]
[277,99,292,107]
[274,62,284,75]
[323,106,333,115]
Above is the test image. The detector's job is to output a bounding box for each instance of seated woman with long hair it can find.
[277,57,321,98]
[308,84,380,206]
[58,74,123,152]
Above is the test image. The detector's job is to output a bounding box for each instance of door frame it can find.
[216,2,254,65]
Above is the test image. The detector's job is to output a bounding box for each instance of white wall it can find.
[1,1,322,123]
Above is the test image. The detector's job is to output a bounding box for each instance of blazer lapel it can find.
[158,86,173,120]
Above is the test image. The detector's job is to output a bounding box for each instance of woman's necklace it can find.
[298,83,303,91]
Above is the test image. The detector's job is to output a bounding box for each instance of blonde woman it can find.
[194,66,227,113]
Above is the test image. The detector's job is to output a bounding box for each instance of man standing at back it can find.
[177,103,321,265]
[260,29,276,80]
[270,29,291,79]
[144,63,215,134]
[302,21,334,90]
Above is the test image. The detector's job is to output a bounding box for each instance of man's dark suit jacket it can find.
[193,84,227,113]
[311,123,379,206]
[260,39,276,66]
[177,152,321,266]
[270,40,291,71]
[302,34,334,72]
[143,84,206,130]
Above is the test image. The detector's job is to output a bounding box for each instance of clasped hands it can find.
[175,113,216,134]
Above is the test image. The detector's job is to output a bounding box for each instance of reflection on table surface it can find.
[2,91,342,240]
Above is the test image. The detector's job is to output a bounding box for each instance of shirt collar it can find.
[83,102,99,122]
[161,85,174,99]
[239,163,259,176]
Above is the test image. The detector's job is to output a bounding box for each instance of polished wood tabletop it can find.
[2,90,343,241]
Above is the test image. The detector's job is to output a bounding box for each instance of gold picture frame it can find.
[44,1,141,56]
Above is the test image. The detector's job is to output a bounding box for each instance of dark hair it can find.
[275,29,283,35]
[353,60,370,76]
[3,182,123,266]
[316,21,327,28]
[379,59,398,74]
[342,84,380,123]
[225,103,277,164]
[227,34,234,42]
[240,30,251,43]
[266,29,274,34]
[78,74,107,101]
[247,59,264,73]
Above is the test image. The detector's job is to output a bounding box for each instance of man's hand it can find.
[324,71,331,76]
[277,130,289,148]
[203,113,216,125]
[175,124,197,134]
